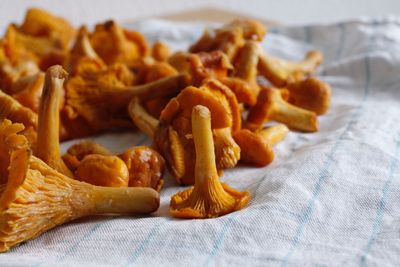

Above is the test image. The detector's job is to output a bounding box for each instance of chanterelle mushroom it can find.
[11,72,45,113]
[169,105,251,219]
[90,20,149,66]
[246,87,318,132]
[62,73,188,140]
[129,79,241,185]
[258,49,323,87]
[233,124,289,167]
[168,50,232,86]
[0,90,37,148]
[285,77,331,115]
[62,140,165,192]
[189,19,267,60]
[67,26,105,76]
[0,119,160,252]
[36,65,73,177]
[19,8,76,50]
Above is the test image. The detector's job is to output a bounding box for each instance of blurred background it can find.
[1,0,399,31]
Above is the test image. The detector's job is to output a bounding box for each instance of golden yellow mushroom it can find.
[258,49,323,87]
[0,119,159,252]
[233,124,289,167]
[75,154,130,187]
[36,65,73,177]
[170,105,250,218]
[285,77,332,115]
[246,87,318,132]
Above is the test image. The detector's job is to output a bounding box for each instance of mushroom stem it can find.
[235,40,260,96]
[0,90,37,129]
[36,65,73,177]
[71,26,100,59]
[128,97,158,138]
[103,74,188,104]
[256,124,289,146]
[91,186,160,214]
[247,88,318,132]
[192,105,219,181]
[286,77,331,115]
[169,105,250,218]
[258,50,323,87]
[0,119,161,251]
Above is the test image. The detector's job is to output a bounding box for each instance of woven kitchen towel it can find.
[1,17,400,267]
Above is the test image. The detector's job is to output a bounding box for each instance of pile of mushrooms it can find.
[0,8,332,251]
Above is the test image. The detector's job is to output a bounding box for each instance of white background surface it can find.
[0,0,399,31]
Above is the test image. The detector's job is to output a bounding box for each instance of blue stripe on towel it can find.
[280,53,372,266]
[359,133,400,267]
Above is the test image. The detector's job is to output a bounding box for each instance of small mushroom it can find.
[62,140,112,172]
[189,19,266,60]
[0,90,37,130]
[36,65,73,177]
[62,139,165,191]
[258,49,323,87]
[0,119,159,252]
[233,124,289,167]
[219,77,257,106]
[246,87,318,132]
[0,58,40,94]
[119,146,165,192]
[62,73,188,140]
[129,80,241,185]
[19,8,76,50]
[12,72,45,112]
[169,105,251,219]
[285,77,331,115]
[4,24,64,63]
[67,26,105,76]
[234,40,260,98]
[90,20,149,65]
[168,51,232,86]
[75,154,129,187]
[151,41,171,61]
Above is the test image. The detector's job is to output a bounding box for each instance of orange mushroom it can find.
[12,72,45,112]
[67,26,106,76]
[168,50,232,86]
[36,65,73,177]
[19,8,75,50]
[285,77,331,115]
[75,154,130,187]
[152,41,171,61]
[258,49,323,87]
[119,146,165,191]
[233,124,289,167]
[62,73,188,140]
[0,119,159,252]
[170,105,250,218]
[234,40,260,98]
[190,19,267,60]
[129,79,241,185]
[246,87,318,132]
[90,20,149,65]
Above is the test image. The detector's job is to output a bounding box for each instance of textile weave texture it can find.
[1,17,399,267]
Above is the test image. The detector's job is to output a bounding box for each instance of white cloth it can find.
[1,17,400,267]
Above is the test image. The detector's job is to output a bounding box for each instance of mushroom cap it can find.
[119,146,165,192]
[19,8,76,50]
[90,20,149,65]
[168,51,232,86]
[160,85,232,129]
[75,154,130,187]
[12,72,45,113]
[287,76,331,115]
[233,129,274,167]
